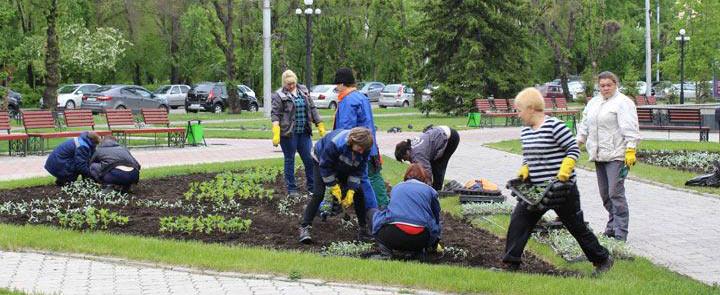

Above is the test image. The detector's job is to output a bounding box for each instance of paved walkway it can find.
[0,250,439,295]
[1,127,719,291]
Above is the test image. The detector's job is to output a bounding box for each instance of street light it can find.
[676,28,690,104]
[295,0,321,89]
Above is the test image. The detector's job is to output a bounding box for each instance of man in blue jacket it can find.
[299,127,374,244]
[333,67,388,208]
[44,131,101,186]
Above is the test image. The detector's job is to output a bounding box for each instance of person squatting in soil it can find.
[89,136,142,194]
[505,88,614,275]
[299,127,374,244]
[577,71,640,241]
[271,69,327,198]
[394,125,460,191]
[332,67,389,208]
[368,163,441,259]
[44,131,101,186]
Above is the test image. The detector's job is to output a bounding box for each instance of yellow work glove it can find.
[436,242,444,253]
[271,124,280,146]
[341,189,354,209]
[625,148,636,167]
[517,165,529,181]
[317,122,327,137]
[556,157,576,182]
[330,184,342,203]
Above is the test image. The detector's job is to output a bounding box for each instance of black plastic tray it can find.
[459,194,506,204]
[506,178,551,206]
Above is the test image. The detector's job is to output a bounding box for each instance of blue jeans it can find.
[279,132,314,193]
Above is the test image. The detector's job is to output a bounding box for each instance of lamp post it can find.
[676,29,690,104]
[295,0,321,89]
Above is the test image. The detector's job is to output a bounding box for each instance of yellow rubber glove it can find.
[556,157,577,182]
[317,122,327,137]
[518,165,529,181]
[271,124,280,146]
[341,189,354,209]
[625,148,636,167]
[436,242,444,253]
[330,184,342,203]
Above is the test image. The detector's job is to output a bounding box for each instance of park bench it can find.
[63,109,112,137]
[635,96,647,106]
[105,108,185,147]
[469,98,515,128]
[22,110,108,154]
[638,107,709,141]
[0,112,28,156]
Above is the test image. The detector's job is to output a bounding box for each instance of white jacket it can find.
[577,91,641,162]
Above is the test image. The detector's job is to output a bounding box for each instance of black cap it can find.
[333,67,355,85]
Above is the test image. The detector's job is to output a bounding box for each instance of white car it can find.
[310,84,339,109]
[671,83,697,99]
[56,84,101,109]
[567,81,585,99]
[237,84,256,99]
[154,84,190,109]
[379,84,414,108]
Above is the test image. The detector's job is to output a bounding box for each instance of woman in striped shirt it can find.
[503,87,613,275]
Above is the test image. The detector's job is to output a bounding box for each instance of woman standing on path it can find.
[577,71,641,241]
[271,70,327,198]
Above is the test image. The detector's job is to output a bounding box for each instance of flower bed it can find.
[0,167,568,275]
[637,150,720,173]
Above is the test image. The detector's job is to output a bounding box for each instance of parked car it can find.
[652,81,673,98]
[81,85,169,114]
[0,86,22,117]
[567,81,585,99]
[185,82,258,113]
[536,83,566,99]
[309,84,339,109]
[671,83,697,99]
[154,84,190,109]
[379,84,414,108]
[237,84,259,111]
[421,84,438,103]
[357,81,385,102]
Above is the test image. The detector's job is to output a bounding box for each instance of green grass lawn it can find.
[485,139,720,197]
[0,158,716,294]
[0,289,24,295]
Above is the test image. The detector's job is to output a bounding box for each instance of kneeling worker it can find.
[370,163,441,258]
[299,127,374,244]
[45,131,101,186]
[89,137,141,193]
[503,87,613,275]
[394,125,459,191]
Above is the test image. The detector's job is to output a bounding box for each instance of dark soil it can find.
[0,171,571,276]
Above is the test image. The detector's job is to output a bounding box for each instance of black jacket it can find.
[89,139,141,180]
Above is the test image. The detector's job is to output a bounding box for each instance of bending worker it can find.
[45,131,100,186]
[370,163,441,259]
[299,127,374,244]
[89,137,141,194]
[394,125,460,191]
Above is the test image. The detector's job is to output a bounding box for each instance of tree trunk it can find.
[170,11,180,84]
[124,0,142,86]
[211,0,241,114]
[42,0,60,112]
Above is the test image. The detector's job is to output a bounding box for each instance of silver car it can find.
[154,84,190,109]
[310,84,339,109]
[379,84,414,108]
[357,82,385,102]
[81,85,169,114]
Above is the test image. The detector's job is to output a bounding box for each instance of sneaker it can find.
[592,256,614,276]
[298,225,312,244]
[357,226,373,242]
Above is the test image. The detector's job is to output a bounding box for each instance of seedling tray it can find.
[506,178,550,206]
[458,194,506,204]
